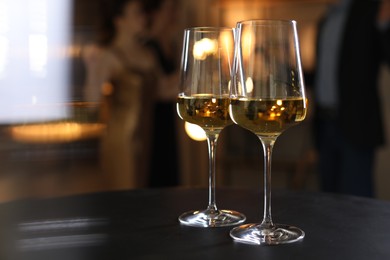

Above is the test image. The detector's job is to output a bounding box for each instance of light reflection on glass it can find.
[241,28,254,61]
[184,121,207,141]
[193,38,218,60]
[245,77,254,93]
[220,30,234,69]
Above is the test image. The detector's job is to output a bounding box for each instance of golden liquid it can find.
[229,98,306,137]
[177,95,232,134]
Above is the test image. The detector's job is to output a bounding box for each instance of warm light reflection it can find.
[241,28,254,61]
[220,30,233,46]
[184,122,207,141]
[10,122,105,143]
[265,99,289,120]
[219,30,234,66]
[245,77,254,93]
[237,81,243,96]
[193,38,218,60]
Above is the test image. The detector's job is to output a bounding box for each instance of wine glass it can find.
[229,20,307,244]
[176,27,246,227]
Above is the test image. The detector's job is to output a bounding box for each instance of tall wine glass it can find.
[229,20,307,244]
[176,27,246,227]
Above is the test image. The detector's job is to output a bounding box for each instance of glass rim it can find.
[184,26,234,33]
[236,19,297,26]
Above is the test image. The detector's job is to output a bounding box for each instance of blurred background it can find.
[0,0,389,202]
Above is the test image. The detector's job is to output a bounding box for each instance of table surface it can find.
[1,187,390,260]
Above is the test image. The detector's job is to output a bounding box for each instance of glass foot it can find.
[178,209,246,227]
[230,223,304,245]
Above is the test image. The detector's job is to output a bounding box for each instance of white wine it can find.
[177,95,232,134]
[229,98,307,137]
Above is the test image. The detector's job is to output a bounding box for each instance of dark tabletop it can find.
[0,187,390,260]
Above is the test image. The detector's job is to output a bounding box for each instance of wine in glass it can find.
[176,27,246,227]
[229,20,307,244]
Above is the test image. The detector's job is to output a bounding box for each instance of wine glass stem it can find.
[206,133,219,212]
[260,137,276,228]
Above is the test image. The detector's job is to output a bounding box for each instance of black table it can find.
[1,187,390,260]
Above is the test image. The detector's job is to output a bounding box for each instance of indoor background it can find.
[0,0,389,201]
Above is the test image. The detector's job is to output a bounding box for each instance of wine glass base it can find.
[179,209,246,228]
[230,223,305,245]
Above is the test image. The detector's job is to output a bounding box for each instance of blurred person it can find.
[313,0,390,197]
[146,0,181,187]
[83,0,160,189]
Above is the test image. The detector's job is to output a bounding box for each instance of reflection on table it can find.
[1,188,390,259]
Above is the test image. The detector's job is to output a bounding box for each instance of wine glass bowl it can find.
[229,98,306,138]
[229,20,307,244]
[177,94,232,135]
[176,27,246,227]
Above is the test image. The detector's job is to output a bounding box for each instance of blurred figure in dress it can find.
[146,0,181,187]
[83,0,160,189]
[313,0,390,197]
